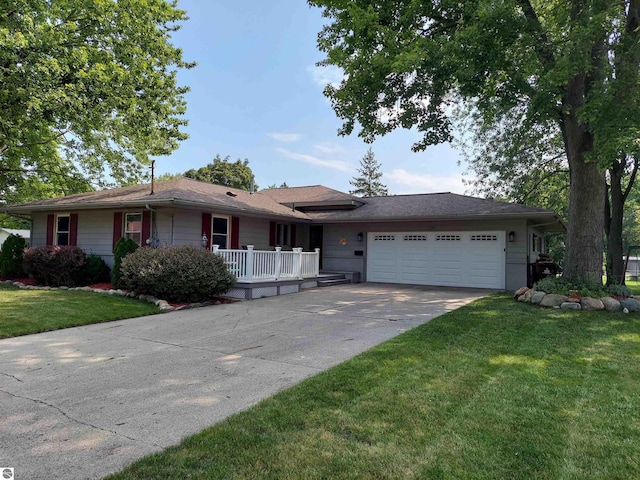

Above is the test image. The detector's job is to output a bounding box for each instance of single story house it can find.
[0,227,30,248]
[3,177,565,291]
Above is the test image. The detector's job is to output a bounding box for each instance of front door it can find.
[309,225,323,269]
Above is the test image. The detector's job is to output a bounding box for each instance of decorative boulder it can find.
[619,298,640,312]
[600,297,621,312]
[518,289,535,303]
[540,294,568,308]
[561,302,582,310]
[514,287,529,300]
[531,291,546,305]
[580,297,605,311]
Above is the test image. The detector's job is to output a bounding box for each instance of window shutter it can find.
[142,211,152,247]
[69,213,79,246]
[290,224,297,247]
[269,221,276,246]
[231,216,240,249]
[202,213,212,250]
[113,212,123,251]
[46,214,55,246]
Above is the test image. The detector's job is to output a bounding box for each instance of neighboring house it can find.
[3,177,565,290]
[0,227,30,248]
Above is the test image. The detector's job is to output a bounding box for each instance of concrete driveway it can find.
[0,283,490,480]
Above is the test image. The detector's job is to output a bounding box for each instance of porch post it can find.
[246,245,254,282]
[315,248,321,276]
[275,247,282,280]
[293,247,303,279]
[212,245,219,254]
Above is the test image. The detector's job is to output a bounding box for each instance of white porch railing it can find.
[212,245,320,282]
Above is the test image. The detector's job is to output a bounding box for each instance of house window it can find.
[276,223,290,246]
[125,213,142,245]
[55,214,70,246]
[212,215,230,248]
[532,234,543,252]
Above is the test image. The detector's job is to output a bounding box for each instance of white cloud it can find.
[307,64,345,88]
[387,168,469,195]
[266,132,302,142]
[277,148,351,173]
[313,143,345,154]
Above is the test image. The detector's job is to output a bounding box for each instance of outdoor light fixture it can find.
[201,234,208,248]
[508,231,516,243]
[357,232,363,242]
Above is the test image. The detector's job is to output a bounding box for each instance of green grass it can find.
[625,278,640,296]
[106,294,640,480]
[0,283,160,338]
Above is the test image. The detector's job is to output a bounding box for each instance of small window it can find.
[276,223,290,246]
[436,234,460,241]
[55,214,70,246]
[125,213,142,245]
[374,235,395,241]
[213,216,230,248]
[403,235,427,241]
[471,234,498,241]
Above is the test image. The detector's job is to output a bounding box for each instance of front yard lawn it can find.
[107,294,640,479]
[0,283,160,338]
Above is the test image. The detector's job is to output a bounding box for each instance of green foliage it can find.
[0,0,194,194]
[349,148,388,197]
[22,245,87,287]
[184,155,258,191]
[119,245,235,303]
[266,182,289,189]
[533,276,631,298]
[82,254,111,285]
[0,234,27,277]
[112,238,140,289]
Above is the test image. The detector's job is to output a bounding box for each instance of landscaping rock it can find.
[620,298,640,312]
[518,289,535,303]
[514,287,529,299]
[561,302,582,310]
[531,291,546,305]
[581,297,605,311]
[600,297,621,312]
[624,308,630,314]
[540,294,568,308]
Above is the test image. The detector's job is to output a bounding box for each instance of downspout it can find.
[145,204,158,247]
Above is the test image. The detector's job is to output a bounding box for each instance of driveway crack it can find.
[0,388,162,449]
[0,372,23,383]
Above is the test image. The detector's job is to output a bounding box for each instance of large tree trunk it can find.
[560,78,605,283]
[605,165,625,284]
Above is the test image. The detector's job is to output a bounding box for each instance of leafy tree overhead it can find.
[0,0,194,194]
[309,0,640,283]
[349,148,388,197]
[184,155,258,191]
[265,182,290,189]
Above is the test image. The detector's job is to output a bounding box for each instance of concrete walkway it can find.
[0,283,490,479]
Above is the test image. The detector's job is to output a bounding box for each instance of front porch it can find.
[213,245,324,299]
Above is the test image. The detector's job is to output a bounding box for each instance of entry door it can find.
[309,225,323,269]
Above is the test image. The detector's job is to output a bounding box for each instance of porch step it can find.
[317,274,351,287]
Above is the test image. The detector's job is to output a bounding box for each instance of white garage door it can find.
[366,231,506,289]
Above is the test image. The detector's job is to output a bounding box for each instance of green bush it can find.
[120,245,235,302]
[81,254,111,285]
[534,275,631,298]
[23,245,87,287]
[112,237,139,289]
[0,234,27,277]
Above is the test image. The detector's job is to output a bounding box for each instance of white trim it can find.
[54,213,70,246]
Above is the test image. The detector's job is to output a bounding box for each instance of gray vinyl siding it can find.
[31,213,47,247]
[238,217,271,249]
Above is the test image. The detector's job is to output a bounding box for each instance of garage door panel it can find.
[367,231,505,289]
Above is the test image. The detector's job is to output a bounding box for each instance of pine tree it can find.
[349,148,388,197]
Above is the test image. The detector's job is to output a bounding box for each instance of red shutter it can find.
[142,211,152,247]
[202,213,212,250]
[231,216,240,249]
[290,224,297,247]
[69,213,79,246]
[46,214,55,246]
[113,212,123,251]
[269,221,276,247]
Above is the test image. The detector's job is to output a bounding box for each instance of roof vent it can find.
[226,191,237,197]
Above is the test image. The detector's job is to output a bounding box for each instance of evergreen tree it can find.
[349,149,388,197]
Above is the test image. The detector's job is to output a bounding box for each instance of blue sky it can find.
[161,0,470,194]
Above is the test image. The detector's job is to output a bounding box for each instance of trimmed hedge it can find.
[23,245,87,287]
[112,237,139,289]
[0,234,27,277]
[120,245,235,302]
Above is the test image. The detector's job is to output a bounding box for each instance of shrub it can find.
[534,275,631,298]
[23,245,87,287]
[604,283,632,298]
[120,245,235,302]
[112,237,139,289]
[81,254,111,285]
[0,234,27,277]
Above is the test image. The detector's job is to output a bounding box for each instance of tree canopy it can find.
[184,155,258,191]
[309,0,640,282]
[349,148,388,197]
[0,0,194,198]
